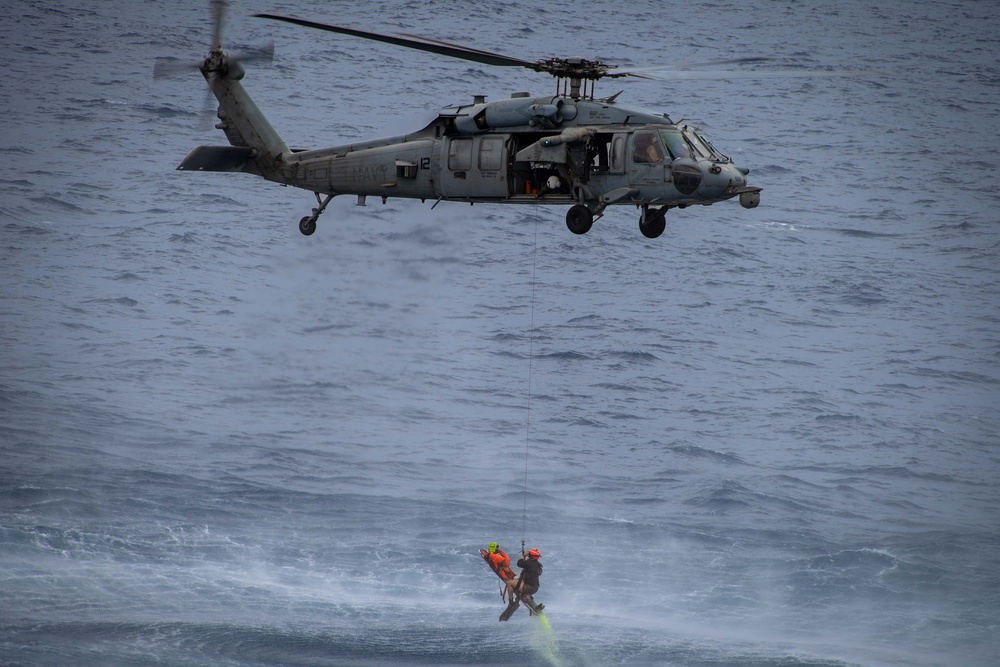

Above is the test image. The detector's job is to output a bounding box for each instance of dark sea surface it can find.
[2,1,998,665]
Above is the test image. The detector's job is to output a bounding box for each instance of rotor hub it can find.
[533,57,612,81]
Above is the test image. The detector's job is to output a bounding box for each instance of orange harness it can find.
[486,549,517,601]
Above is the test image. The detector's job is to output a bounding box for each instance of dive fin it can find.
[522,595,545,617]
[499,597,520,622]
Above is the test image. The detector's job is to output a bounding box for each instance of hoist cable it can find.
[522,215,539,549]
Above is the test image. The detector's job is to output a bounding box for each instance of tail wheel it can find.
[640,208,666,238]
[299,216,317,236]
[566,204,594,235]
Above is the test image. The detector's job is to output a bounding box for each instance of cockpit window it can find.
[659,130,690,160]
[697,133,730,162]
[659,128,731,162]
[633,132,666,164]
[686,132,716,159]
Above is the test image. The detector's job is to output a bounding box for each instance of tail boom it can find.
[183,51,290,180]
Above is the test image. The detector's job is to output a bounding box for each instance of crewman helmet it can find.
[528,548,541,559]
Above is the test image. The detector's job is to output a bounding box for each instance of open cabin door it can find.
[440,135,510,198]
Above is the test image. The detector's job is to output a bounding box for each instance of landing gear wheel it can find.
[566,204,594,235]
[296,193,333,237]
[299,216,317,236]
[639,207,666,239]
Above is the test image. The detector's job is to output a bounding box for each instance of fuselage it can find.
[275,94,756,211]
[180,53,761,238]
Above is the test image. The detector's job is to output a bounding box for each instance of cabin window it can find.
[448,138,473,171]
[610,135,626,172]
[478,137,504,171]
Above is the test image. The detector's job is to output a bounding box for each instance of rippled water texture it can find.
[2,1,998,665]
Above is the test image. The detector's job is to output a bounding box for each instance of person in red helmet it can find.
[506,547,543,602]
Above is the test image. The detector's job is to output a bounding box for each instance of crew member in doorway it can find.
[535,174,562,197]
[506,548,542,601]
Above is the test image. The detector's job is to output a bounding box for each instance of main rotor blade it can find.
[633,68,883,81]
[611,57,773,75]
[395,32,538,68]
[254,14,537,69]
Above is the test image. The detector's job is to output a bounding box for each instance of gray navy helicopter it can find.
[173,1,873,238]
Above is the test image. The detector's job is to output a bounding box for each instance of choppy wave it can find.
[1,0,998,665]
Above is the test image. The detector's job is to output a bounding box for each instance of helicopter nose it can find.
[732,166,747,187]
[699,163,742,197]
[724,164,747,189]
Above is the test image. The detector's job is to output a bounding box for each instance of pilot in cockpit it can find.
[633,134,665,163]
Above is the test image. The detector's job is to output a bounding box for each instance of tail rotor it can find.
[153,0,273,130]
[210,0,226,53]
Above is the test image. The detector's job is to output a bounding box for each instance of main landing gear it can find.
[639,205,667,239]
[565,202,668,238]
[566,204,594,235]
[298,193,334,236]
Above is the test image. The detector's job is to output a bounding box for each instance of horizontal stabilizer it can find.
[177,145,255,172]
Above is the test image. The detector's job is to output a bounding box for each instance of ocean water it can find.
[2,0,998,665]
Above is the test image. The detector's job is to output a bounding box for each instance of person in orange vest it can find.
[486,542,517,601]
[506,547,542,602]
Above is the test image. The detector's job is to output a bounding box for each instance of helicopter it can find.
[172,2,875,239]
